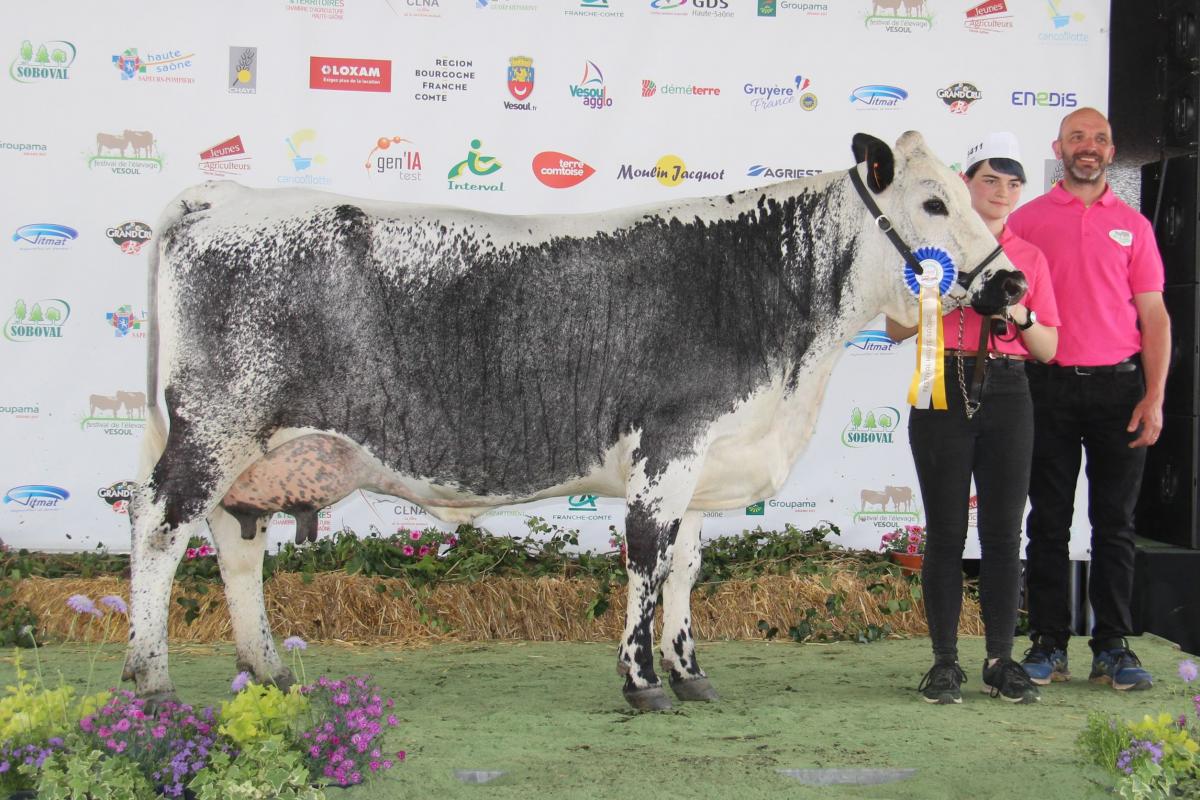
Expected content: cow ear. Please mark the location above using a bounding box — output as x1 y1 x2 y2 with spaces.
851 133 894 194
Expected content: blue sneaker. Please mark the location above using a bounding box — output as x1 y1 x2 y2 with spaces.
1021 643 1070 686
1089 644 1153 691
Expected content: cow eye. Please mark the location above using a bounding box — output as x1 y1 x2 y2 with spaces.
923 198 948 216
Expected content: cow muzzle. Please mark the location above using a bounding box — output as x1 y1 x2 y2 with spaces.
966 268 1027 317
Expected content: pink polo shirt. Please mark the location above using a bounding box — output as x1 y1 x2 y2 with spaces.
947 226 1060 357
1008 183 1164 367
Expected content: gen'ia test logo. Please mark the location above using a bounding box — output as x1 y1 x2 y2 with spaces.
365 136 423 182
10 39 75 83
4 298 69 342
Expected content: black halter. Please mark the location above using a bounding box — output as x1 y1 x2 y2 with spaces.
847 166 1005 291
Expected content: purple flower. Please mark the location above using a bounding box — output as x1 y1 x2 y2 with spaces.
284 636 307 651
1179 659 1198 683
67 594 101 616
99 595 129 614
231 671 251 692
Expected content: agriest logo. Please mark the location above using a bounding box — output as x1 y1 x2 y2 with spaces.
112 47 196 84
365 136 422 182
12 224 77 250
849 85 907 108
964 0 1012 33
4 298 69 342
98 481 136 514
88 130 163 175
570 61 612 110
105 305 147 339
9 39 76 83
310 56 392 92
864 0 932 32
617 155 725 188
533 152 595 189
505 56 536 110
199 135 252 177
937 82 982 114
747 165 822 180
447 139 504 192
840 405 900 447
229 47 257 93
3 485 69 511
107 221 153 254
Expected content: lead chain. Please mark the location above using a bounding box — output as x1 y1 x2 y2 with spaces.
954 307 981 419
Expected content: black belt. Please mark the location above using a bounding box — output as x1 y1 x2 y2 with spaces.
1042 357 1139 375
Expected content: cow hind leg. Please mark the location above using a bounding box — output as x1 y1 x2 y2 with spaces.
660 510 717 701
210 506 293 691
618 499 684 711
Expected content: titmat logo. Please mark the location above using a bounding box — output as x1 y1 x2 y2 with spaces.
964 0 1012 33
747 165 822 179
112 47 196 84
310 57 392 92
844 329 898 354
199 135 251 177
864 0 932 32
106 305 147 338
841 405 900 447
10 39 76 83
81 390 147 436
98 481 136 514
107 221 153 254
570 61 612 109
850 85 907 108
1011 90 1077 108
533 152 595 189
279 129 331 186
937 82 982 114
505 56 536 110
447 139 504 192
12 224 77 250
89 129 163 175
854 485 919 525
229 47 257 93
3 485 69 511
366 136 422 182
5 298 69 342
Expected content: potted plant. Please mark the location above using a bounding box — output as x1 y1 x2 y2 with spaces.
880 525 925 574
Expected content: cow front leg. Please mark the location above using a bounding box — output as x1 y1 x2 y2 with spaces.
618 501 680 711
122 486 193 703
660 510 717 701
209 507 293 691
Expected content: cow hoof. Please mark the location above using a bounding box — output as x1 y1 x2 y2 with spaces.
623 686 672 711
267 671 296 693
670 675 719 702
140 690 181 714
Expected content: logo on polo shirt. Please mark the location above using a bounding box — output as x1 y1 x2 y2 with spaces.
1109 229 1132 247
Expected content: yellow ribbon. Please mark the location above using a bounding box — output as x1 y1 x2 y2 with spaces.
906 285 947 410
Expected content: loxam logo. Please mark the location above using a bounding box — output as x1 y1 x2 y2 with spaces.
840 405 900 447
309 56 392 93
1011 90 1077 108
3 485 69 510
12 223 77 250
844 329 898 354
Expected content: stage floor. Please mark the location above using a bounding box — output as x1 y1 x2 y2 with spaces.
6 635 1190 799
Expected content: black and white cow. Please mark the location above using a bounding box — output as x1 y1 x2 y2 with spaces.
124 132 1025 710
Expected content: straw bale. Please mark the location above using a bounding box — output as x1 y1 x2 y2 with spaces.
12 571 982 645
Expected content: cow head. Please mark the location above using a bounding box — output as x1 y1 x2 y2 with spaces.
852 131 1027 327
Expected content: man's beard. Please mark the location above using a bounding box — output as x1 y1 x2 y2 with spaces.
1065 151 1108 183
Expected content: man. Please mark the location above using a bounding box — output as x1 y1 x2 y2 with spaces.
1008 107 1170 691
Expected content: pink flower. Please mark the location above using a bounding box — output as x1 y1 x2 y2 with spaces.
447 536 458 546
909 533 922 543
387 715 398 726
185 548 197 559
418 546 430 557
907 543 919 555
402 545 414 556
409 530 422 541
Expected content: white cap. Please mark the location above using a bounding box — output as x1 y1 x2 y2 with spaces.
964 131 1023 172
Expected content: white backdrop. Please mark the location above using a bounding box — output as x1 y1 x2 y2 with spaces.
0 0 1110 558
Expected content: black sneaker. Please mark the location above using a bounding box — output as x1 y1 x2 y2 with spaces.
1089 642 1153 691
982 657 1041 704
1021 641 1070 685
918 661 966 705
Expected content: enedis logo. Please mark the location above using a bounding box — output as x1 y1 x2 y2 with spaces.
310 57 392 92
112 47 196 84
5 298 69 342
10 39 75 83
12 224 77 250
3 485 69 511
366 136 422 182
570 61 612 110
841 405 900 447
88 129 163 175
81 390 147 436
505 56 536 110
448 139 504 192
1011 90 1077 108
533 152 595 189
199 135 251 177
107 221 152 254
617 155 725 187
279 129 331 186
964 0 1012 33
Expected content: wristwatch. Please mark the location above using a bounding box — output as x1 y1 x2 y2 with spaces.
1016 309 1037 331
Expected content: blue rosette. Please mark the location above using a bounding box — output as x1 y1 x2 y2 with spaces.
903 246 957 297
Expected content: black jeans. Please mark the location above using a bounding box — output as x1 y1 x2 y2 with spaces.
1024 360 1146 653
909 357 1033 663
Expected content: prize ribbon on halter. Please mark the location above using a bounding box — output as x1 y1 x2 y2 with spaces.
904 247 957 410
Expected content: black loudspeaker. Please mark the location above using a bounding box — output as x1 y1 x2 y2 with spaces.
1141 154 1198 286
1137 414 1200 549
1164 285 1200 416
1131 543 1200 655
1163 1 1199 148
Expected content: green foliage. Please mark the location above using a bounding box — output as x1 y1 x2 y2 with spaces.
218 683 310 747
0 599 38 647
21 745 154 800
0 652 109 745
189 739 327 800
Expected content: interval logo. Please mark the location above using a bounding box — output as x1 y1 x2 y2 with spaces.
447 139 504 192
12 223 77 250
533 151 595 189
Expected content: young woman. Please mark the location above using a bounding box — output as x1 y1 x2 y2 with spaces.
886 132 1059 705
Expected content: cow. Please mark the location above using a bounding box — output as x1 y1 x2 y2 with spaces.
860 489 889 512
885 484 913 512
96 132 127 157
89 393 123 417
124 130 155 159
123 131 1026 711
873 0 904 14
117 390 147 418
